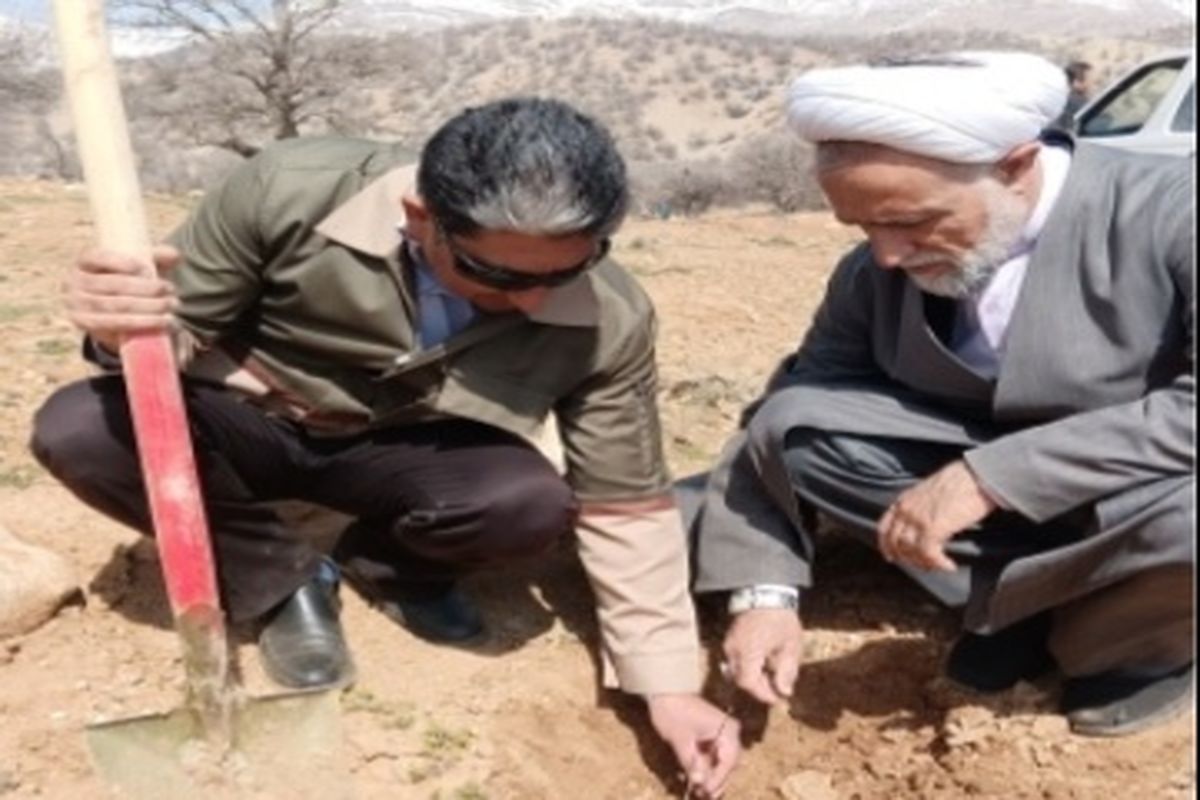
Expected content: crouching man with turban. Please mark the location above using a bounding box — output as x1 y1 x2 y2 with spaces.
690 52 1194 735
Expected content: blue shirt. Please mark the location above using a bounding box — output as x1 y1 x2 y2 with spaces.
407 243 476 348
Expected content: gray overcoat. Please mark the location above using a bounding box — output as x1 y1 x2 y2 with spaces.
692 141 1195 631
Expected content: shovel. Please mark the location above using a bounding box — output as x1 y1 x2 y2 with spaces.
52 3 344 797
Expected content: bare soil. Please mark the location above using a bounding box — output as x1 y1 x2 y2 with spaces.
0 180 1192 799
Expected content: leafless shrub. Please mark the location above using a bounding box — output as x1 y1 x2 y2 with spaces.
725 131 823 213
655 142 680 160
656 161 728 216
0 27 70 178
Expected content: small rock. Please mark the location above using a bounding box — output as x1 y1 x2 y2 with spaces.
116 666 146 687
779 769 839 800
1168 768 1195 792
0 769 20 795
0 524 81 638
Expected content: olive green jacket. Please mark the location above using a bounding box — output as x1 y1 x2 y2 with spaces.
167 137 699 694
171 137 670 502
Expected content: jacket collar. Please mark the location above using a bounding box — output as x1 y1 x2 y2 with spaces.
314 165 600 328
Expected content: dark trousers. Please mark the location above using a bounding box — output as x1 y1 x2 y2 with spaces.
781 428 1194 677
30 376 577 622
780 428 1082 605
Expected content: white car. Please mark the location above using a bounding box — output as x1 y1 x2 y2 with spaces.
1073 49 1195 158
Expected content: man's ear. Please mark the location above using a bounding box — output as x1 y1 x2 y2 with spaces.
994 141 1041 186
402 194 432 238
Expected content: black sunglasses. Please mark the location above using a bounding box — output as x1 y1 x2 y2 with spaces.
437 223 610 292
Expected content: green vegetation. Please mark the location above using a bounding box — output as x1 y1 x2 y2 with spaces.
35 339 75 357
0 305 39 323
341 686 416 730
0 467 37 490
421 723 473 756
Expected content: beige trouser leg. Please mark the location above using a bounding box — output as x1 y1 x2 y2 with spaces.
1049 564 1195 678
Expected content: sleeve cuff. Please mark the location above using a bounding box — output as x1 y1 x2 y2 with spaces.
601 648 703 696
963 446 1045 521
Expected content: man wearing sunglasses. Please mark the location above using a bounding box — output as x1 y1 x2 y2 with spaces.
31 97 739 797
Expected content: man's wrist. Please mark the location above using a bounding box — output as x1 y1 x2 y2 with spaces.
645 692 695 703
727 584 800 615
958 457 1007 511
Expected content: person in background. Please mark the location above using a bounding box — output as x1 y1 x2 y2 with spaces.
1055 59 1094 129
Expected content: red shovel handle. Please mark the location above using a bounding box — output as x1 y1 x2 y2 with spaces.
122 334 220 614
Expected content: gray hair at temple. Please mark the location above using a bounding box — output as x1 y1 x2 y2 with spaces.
814 140 995 183
417 97 629 238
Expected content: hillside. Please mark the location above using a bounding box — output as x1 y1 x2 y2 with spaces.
2 16 1193 197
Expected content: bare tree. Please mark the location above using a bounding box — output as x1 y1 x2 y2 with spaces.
113 0 384 157
0 25 51 107
0 26 74 179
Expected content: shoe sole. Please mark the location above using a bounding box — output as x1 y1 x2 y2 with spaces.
261 656 359 692
1069 677 1194 737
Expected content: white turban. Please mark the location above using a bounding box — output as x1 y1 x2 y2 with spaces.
786 51 1068 163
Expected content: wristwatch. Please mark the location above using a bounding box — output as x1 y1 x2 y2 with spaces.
727 584 800 614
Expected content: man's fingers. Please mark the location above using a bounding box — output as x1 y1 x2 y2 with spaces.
767 645 801 699
67 254 178 340
918 542 958 572
67 296 177 333
731 658 779 705
878 505 903 563
699 723 740 797
878 506 897 563
79 249 158 277
68 313 174 335
70 293 177 317
726 649 783 705
151 245 182 275
71 272 176 298
687 720 740 799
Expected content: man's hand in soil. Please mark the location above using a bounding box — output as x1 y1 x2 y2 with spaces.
722 608 803 705
647 693 740 798
877 459 998 572
65 245 180 353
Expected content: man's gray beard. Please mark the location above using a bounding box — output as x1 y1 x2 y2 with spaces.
909 182 1029 299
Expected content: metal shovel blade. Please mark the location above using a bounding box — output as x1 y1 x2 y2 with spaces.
87 688 347 799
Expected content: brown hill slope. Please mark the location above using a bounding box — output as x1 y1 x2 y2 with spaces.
4 17 1191 194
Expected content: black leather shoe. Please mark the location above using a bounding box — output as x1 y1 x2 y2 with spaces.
258 563 355 689
946 612 1054 692
1063 662 1193 737
341 568 484 644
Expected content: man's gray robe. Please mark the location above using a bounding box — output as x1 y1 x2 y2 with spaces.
692 142 1194 635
